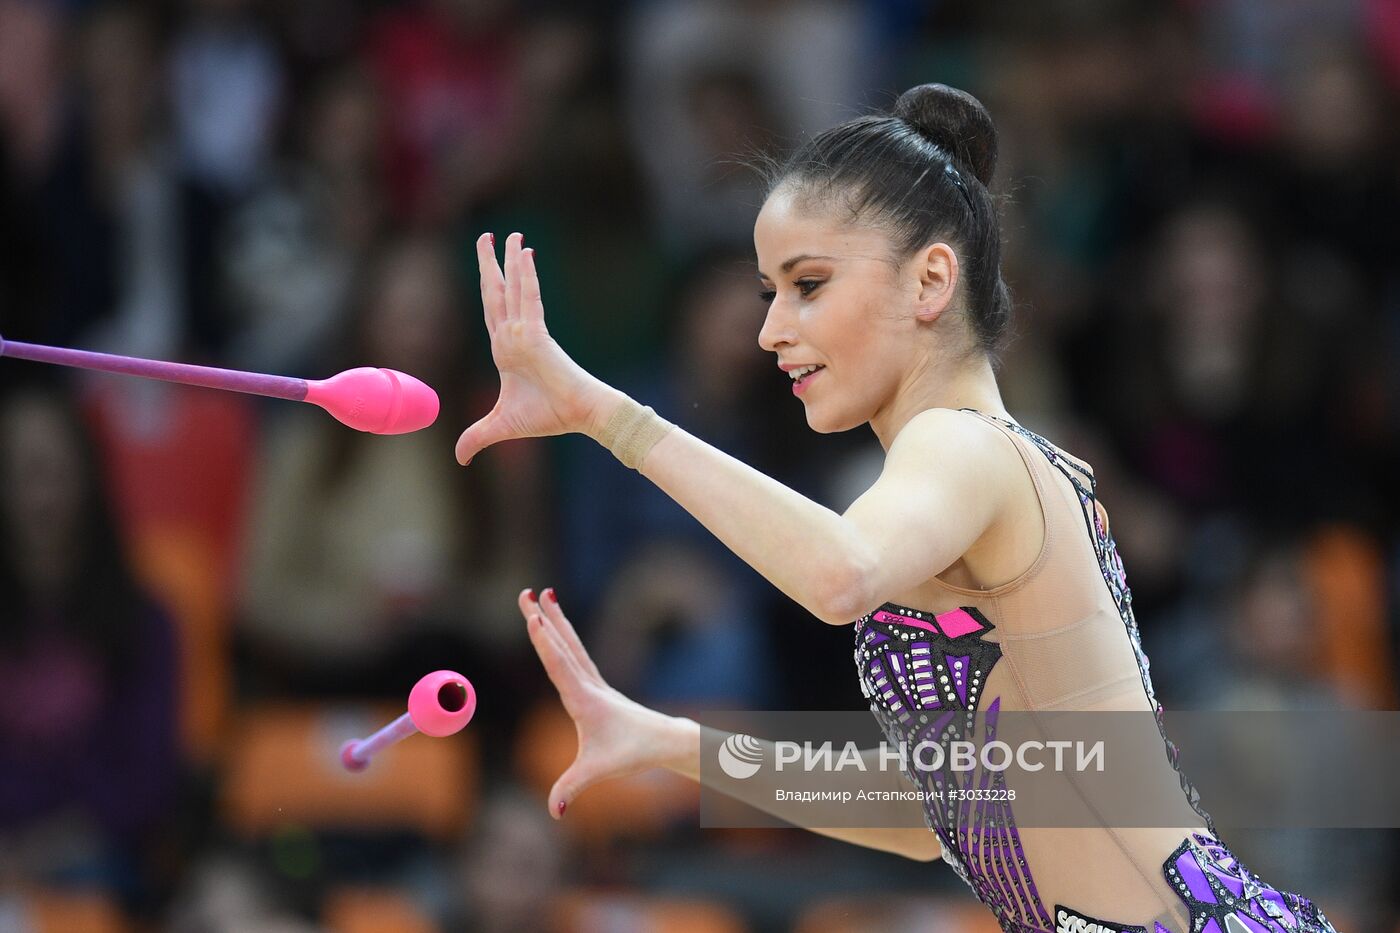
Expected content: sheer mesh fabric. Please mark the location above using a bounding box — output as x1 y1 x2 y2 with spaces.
853 411 1334 933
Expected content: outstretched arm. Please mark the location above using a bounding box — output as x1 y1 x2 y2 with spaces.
613 398 1010 623
455 233 1018 624
520 589 941 862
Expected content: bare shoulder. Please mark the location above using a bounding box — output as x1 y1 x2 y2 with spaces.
885 408 1030 536
884 409 1046 590
886 408 1023 482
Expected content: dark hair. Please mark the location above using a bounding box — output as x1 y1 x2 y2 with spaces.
0 378 146 678
764 84 1015 363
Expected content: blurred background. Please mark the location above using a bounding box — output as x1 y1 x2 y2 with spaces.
2 0 1398 930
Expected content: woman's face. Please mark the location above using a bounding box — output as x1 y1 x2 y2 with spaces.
754 186 944 433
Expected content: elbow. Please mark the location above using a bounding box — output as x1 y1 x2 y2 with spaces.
810 556 878 625
908 845 943 863
904 832 944 862
866 827 942 862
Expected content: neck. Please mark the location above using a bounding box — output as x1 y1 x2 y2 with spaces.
867 352 1010 450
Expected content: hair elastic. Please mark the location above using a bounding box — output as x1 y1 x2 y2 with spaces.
944 161 976 211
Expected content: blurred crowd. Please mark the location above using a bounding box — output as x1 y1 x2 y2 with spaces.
2 0 1399 931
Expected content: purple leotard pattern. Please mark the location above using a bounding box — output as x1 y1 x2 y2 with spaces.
857 604 1054 929
1163 834 1338 933
852 412 1340 933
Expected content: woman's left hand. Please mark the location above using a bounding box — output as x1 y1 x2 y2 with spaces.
455 232 618 466
517 588 688 818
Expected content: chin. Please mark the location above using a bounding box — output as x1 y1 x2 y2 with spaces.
802 401 867 435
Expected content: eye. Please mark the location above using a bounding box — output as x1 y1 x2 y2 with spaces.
796 279 823 297
758 288 776 304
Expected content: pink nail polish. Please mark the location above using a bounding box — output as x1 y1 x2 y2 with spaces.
557 800 566 816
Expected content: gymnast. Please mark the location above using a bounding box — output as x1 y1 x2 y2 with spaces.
455 83 1339 933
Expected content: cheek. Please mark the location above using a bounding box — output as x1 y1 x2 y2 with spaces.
807 289 902 377
804 291 870 356
819 327 910 426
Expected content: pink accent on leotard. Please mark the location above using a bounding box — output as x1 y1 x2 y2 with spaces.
933 607 986 637
872 607 986 638
872 609 941 634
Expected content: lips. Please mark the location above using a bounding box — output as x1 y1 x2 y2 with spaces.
792 366 824 396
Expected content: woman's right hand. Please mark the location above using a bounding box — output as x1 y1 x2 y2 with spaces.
455 233 621 466
518 588 693 819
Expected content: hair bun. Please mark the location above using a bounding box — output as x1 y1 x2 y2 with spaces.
892 83 998 188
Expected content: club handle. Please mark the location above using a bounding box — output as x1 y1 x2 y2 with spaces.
339 713 419 772
0 336 307 401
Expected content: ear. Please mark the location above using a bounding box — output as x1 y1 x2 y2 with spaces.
914 242 958 323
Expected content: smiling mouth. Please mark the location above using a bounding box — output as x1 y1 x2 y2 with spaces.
791 365 825 394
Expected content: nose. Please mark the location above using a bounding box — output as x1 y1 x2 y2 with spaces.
757 296 794 353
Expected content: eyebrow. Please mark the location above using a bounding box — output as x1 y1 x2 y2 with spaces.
757 254 838 279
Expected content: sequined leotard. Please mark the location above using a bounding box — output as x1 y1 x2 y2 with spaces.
853 409 1339 933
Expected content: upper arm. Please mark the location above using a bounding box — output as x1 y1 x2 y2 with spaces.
838 409 1020 614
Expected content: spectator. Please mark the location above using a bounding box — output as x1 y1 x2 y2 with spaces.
238 234 542 711
365 0 530 225
218 65 384 375
0 380 179 900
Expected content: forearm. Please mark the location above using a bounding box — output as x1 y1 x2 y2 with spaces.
587 390 875 624
655 714 941 862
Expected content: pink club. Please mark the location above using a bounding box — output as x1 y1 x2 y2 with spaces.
0 335 440 435
340 671 477 772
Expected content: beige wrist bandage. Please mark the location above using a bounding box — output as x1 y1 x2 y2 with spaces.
596 397 675 470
